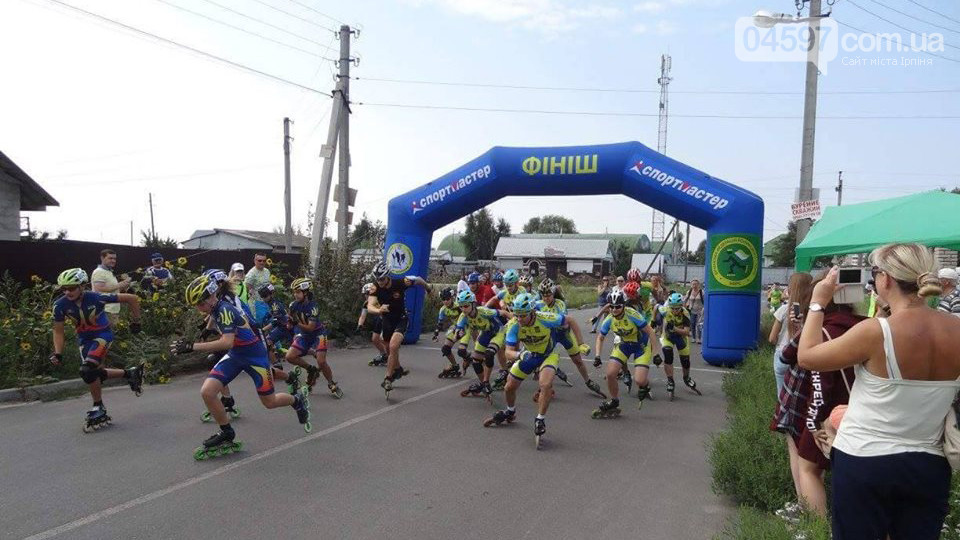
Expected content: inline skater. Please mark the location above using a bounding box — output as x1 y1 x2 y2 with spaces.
592 290 662 418
659 292 700 399
172 274 310 459
367 261 433 397
432 287 468 378
483 293 571 449
50 268 144 432
454 290 509 401
484 269 527 390
257 283 302 392
491 272 504 296
358 283 389 367
285 277 342 399
534 278 605 399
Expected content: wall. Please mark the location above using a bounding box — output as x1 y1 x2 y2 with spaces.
0 179 21 241
0 239 304 284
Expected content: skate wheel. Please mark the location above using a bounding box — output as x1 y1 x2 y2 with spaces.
230 409 241 418
201 412 212 423
193 448 209 461
333 389 343 399
535 435 543 450
591 410 601 419
483 419 496 428
303 421 312 433
83 424 92 433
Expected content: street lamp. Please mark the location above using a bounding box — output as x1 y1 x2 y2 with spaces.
752 1 830 245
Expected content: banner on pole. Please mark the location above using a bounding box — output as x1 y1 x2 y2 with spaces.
791 199 822 221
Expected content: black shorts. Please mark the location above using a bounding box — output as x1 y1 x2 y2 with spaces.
381 315 409 338
369 315 383 334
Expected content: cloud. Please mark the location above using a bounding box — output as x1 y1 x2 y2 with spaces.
656 20 677 35
632 23 649 34
633 2 666 14
410 0 621 35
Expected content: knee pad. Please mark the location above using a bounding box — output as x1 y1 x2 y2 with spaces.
457 348 471 361
79 363 105 384
441 344 453 357
663 347 675 365
680 355 691 370
484 350 496 368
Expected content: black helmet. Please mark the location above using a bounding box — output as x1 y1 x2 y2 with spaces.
440 287 454 301
372 261 389 280
258 283 275 298
609 290 627 307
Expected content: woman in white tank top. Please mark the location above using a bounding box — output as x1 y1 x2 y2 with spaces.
796 243 960 540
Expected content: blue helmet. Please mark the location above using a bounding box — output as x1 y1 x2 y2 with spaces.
502 269 520 285
467 272 481 284
493 272 504 282
668 292 683 307
512 292 536 315
456 289 476 306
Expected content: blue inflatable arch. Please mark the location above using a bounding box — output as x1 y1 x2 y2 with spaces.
383 142 764 366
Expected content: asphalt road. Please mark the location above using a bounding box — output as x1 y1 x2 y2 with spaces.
0 309 734 540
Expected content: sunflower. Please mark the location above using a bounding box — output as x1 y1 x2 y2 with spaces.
152 292 160 301
42 311 52 320
177 257 187 266
164 261 173 269
270 275 279 284
30 275 42 284
266 258 274 267
20 342 31 352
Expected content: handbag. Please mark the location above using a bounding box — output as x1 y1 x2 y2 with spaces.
942 390 960 470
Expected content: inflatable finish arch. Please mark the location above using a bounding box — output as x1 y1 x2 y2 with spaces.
383 142 764 366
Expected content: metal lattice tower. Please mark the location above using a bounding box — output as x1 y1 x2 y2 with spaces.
651 54 672 242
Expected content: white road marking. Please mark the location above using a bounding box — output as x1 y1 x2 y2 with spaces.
0 400 40 410
22 379 467 540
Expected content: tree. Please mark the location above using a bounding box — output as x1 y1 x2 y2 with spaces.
610 239 633 277
348 213 386 251
140 230 177 248
522 215 577 234
462 209 508 260
688 240 707 264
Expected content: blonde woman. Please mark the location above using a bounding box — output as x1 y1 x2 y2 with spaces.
798 243 960 539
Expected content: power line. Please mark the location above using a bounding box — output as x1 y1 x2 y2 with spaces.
353 101 960 119
195 0 337 51
151 0 335 60
867 0 960 33
350 75 960 95
55 164 277 187
906 0 960 26
278 0 344 25
247 0 335 32
42 0 333 96
845 1 960 50
833 16 960 62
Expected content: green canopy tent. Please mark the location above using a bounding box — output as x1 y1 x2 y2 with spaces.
795 191 960 271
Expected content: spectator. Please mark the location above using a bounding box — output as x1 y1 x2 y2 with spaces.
591 276 613 334
769 273 813 396
456 271 469 293
613 275 626 293
245 253 272 322
780 277 863 519
937 268 960 316
684 279 705 344
769 273 814 517
650 275 668 305
91 249 130 327
229 263 249 304
142 252 173 292
799 244 960 540
473 273 495 305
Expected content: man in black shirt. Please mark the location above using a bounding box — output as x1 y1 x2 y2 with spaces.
367 261 433 396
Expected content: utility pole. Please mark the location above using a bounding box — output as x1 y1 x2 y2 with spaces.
148 193 156 238
309 25 357 271
335 33 353 245
652 54 671 244
795 0 822 244
283 117 293 253
835 170 843 206
130 221 134 246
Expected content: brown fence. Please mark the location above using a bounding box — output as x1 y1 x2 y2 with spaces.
0 239 306 284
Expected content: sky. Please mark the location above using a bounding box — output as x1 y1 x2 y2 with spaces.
2 0 959 253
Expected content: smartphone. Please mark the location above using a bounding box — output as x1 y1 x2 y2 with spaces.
837 268 863 285
792 303 800 319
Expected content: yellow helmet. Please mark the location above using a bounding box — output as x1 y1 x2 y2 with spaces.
185 275 218 305
291 277 312 292
57 268 88 287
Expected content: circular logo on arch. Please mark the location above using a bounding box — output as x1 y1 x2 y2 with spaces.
386 243 414 275
709 234 760 292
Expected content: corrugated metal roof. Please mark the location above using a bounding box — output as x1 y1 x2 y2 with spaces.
0 150 59 210
495 237 611 259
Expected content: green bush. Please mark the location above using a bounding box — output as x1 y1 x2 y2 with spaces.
710 344 794 512
717 507 831 540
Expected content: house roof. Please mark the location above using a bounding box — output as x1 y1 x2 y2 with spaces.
495 237 612 260
437 233 469 257
186 228 310 249
0 150 59 211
